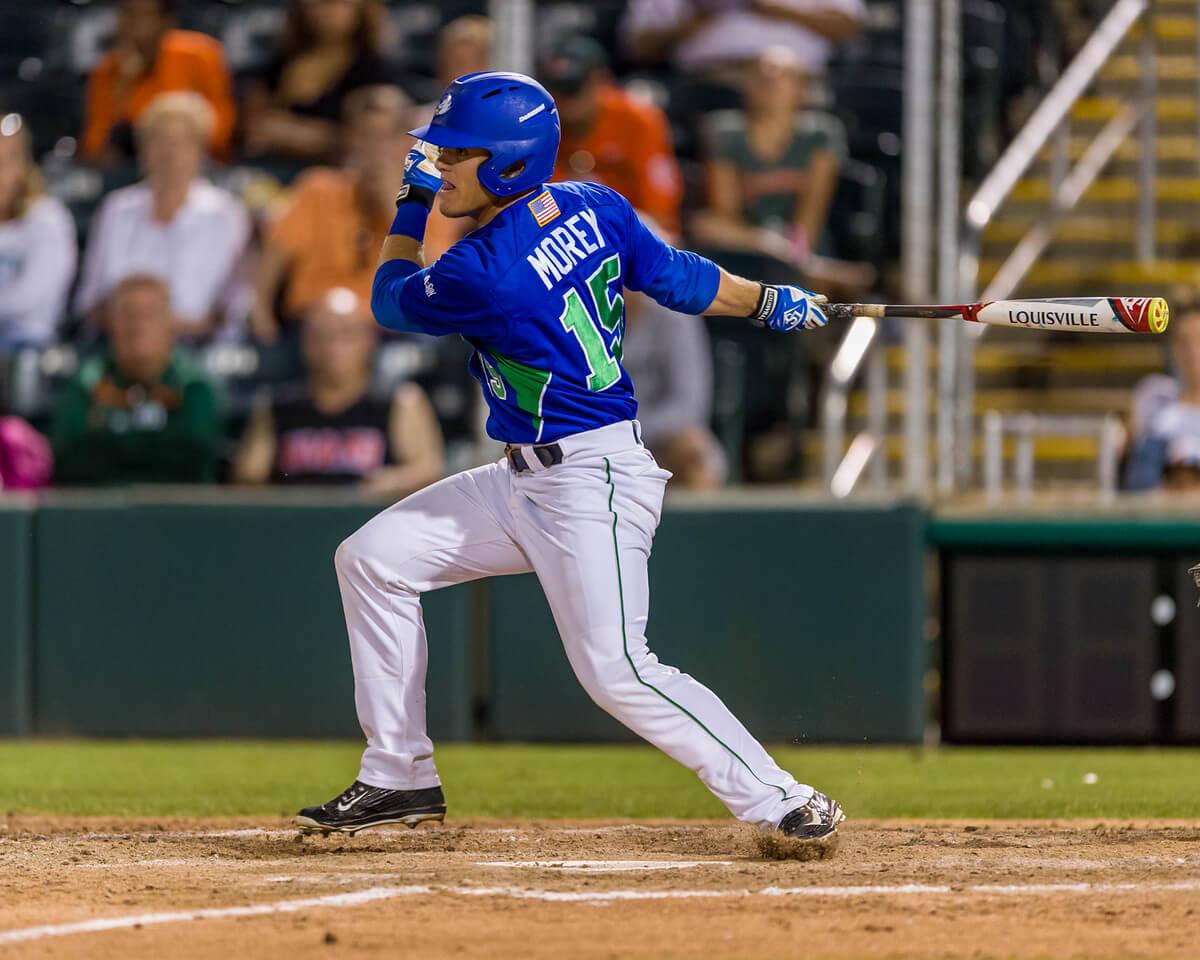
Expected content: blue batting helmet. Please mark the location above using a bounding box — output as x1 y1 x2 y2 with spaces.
409 71 560 198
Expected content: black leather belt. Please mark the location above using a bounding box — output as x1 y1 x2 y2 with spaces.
505 442 564 473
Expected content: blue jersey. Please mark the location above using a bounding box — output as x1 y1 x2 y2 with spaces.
371 181 720 444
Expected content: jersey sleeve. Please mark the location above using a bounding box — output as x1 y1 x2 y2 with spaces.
621 197 720 316
370 244 499 338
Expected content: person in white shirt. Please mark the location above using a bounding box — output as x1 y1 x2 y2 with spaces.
621 0 864 79
1125 297 1200 492
75 91 251 342
0 114 77 349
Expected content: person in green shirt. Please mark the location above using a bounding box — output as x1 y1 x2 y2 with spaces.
51 273 221 485
693 45 846 268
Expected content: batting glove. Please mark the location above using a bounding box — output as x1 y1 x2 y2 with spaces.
753 284 830 333
395 140 441 208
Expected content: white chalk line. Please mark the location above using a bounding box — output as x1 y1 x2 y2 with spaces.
477 859 734 872
33 824 675 843
0 886 427 947
5 879 1200 946
928 854 1194 871
75 858 302 870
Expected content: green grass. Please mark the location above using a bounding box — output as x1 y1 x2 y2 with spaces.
1 741 1199 819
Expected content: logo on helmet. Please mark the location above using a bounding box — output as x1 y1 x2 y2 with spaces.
434 94 453 117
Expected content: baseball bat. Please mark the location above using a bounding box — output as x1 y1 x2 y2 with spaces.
824 296 1169 335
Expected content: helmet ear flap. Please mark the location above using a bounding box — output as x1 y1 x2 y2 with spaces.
479 150 532 197
499 161 526 182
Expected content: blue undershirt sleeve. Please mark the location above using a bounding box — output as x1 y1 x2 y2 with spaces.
370 246 497 337
370 258 423 333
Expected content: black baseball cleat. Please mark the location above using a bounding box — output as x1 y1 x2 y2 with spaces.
295 780 446 836
779 790 845 842
756 789 846 860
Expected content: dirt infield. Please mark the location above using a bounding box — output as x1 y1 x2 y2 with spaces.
2 816 1198 959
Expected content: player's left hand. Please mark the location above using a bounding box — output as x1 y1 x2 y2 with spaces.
755 284 829 333
396 140 441 205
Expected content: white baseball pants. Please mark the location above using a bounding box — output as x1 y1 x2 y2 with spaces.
334 419 813 828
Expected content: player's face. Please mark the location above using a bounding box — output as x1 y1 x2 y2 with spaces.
435 147 493 219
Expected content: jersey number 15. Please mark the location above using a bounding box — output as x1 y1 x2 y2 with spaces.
559 253 624 392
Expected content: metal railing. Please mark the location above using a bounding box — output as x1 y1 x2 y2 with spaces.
982 411 1123 503
821 316 887 496
953 0 1157 483
822 0 1158 497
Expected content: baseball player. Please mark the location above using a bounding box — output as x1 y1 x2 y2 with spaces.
296 72 845 852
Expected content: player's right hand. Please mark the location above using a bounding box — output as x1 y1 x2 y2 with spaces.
754 284 830 333
396 140 441 206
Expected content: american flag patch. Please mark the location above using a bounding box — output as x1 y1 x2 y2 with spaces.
527 190 560 227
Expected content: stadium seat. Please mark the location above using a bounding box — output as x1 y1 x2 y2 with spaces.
962 0 1006 177
0 73 85 157
384 2 448 76
830 68 902 260
60 2 117 76
824 158 887 266
691 249 811 482
2 344 81 430
0 8 57 81
406 334 479 451
828 0 903 72
535 0 627 61
188 1 288 75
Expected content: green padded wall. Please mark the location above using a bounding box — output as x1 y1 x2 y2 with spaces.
33 496 473 739
0 503 33 735
487 501 927 743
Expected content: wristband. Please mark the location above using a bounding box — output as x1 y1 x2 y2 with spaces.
389 201 431 241
395 184 436 209
752 283 778 325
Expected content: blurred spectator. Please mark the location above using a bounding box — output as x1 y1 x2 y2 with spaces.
435 15 492 89
622 292 724 490
0 115 77 349
692 46 843 268
253 85 408 344
234 288 444 495
81 0 236 166
241 0 390 163
0 416 54 491
51 274 221 486
1124 298 1200 493
542 35 683 236
411 15 493 128
75 93 251 341
409 16 494 258
621 0 864 80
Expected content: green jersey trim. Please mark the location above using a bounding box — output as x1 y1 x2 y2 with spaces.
490 351 553 442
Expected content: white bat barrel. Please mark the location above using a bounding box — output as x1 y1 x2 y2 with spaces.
975 297 1169 334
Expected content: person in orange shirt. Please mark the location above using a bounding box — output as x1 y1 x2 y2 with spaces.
252 85 410 345
541 35 683 237
81 0 236 165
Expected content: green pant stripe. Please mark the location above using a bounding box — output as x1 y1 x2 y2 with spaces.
602 458 795 802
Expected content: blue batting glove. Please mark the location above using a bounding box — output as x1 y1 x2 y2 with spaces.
395 140 441 206
753 284 830 332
